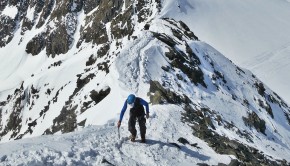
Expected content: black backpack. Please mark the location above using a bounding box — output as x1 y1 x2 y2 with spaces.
129 97 145 117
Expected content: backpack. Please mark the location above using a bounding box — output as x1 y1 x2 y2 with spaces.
129 97 145 117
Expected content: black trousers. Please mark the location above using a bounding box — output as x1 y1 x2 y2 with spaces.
128 115 146 139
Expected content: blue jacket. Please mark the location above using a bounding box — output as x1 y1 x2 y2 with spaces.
119 98 149 122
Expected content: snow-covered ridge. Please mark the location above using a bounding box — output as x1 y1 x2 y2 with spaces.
160 0 290 104
0 0 290 165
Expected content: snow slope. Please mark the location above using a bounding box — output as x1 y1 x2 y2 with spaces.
0 1 290 165
0 105 232 166
161 0 290 104
246 44 290 106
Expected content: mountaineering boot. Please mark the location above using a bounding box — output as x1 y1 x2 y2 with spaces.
141 137 146 143
129 135 136 142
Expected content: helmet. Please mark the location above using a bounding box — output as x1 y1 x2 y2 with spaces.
127 94 136 105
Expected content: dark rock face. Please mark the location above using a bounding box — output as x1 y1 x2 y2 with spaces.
30 0 78 57
33 0 46 14
182 104 285 166
111 5 134 40
149 81 190 105
21 17 34 35
78 119 86 127
0 16 16 47
26 33 46 55
97 62 110 74
255 82 266 96
153 32 178 47
227 159 240 166
136 0 152 23
20 0 45 35
165 46 206 87
46 24 71 57
50 104 78 134
90 87 111 104
97 43 110 58
1 0 161 55
152 19 206 88
0 0 81 55
243 112 266 135
49 0 82 21
86 55 97 66
1 0 159 57
0 0 8 12
285 113 290 125
77 0 124 47
83 0 100 14
36 0 55 28
76 73 96 93
0 83 24 140
0 0 31 46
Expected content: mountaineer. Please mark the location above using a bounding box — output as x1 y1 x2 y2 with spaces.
117 94 149 143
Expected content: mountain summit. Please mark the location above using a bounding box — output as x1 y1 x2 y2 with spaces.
0 0 290 165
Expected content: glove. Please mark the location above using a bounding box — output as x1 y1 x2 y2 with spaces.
146 114 149 119
117 120 121 128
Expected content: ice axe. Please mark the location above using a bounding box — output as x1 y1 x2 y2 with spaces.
117 121 121 139
118 126 120 139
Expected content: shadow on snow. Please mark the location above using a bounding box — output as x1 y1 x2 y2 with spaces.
145 139 210 161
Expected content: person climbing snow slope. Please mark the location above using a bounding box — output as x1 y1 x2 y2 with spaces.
117 94 149 143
